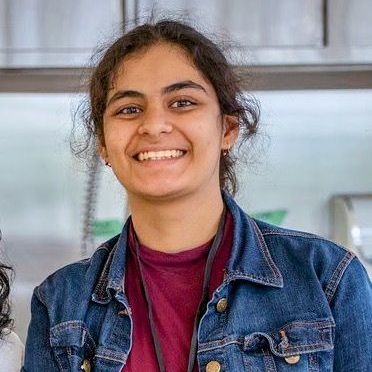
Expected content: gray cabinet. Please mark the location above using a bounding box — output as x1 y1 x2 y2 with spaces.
2 0 372 68
128 0 324 48
0 0 123 67
126 0 372 65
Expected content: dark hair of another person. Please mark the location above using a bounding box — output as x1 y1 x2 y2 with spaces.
0 263 12 339
72 19 260 195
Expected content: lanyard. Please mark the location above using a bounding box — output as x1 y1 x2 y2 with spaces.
133 206 227 372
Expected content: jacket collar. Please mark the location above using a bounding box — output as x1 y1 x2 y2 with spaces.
91 220 130 304
92 192 283 303
223 192 283 288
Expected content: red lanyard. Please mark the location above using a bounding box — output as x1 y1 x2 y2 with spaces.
132 207 227 372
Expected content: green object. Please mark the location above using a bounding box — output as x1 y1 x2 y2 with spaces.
251 210 287 226
92 219 123 237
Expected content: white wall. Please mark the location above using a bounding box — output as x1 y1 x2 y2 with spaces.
237 90 372 237
1 89 371 341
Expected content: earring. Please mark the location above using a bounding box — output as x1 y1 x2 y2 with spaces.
222 145 230 156
105 161 112 167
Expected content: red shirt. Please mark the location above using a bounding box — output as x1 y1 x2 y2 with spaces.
123 211 233 372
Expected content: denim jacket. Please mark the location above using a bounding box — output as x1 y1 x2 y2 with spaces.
23 194 372 371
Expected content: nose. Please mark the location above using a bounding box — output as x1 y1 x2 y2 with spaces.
137 106 173 138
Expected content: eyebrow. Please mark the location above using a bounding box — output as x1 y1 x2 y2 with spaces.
106 80 207 107
161 80 207 95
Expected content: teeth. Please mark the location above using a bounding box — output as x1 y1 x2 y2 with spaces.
136 150 184 161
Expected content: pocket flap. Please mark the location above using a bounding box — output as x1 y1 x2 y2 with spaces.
243 318 335 357
50 320 96 351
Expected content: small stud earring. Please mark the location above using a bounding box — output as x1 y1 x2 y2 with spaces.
105 161 112 167
222 145 230 156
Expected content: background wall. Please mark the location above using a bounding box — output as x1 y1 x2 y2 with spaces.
237 90 372 237
1 89 371 341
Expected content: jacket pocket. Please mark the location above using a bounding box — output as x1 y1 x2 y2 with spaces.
50 320 96 371
242 318 335 371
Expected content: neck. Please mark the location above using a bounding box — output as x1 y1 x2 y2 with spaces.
129 188 224 253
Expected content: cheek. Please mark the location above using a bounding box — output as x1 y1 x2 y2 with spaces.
104 125 131 151
196 122 223 150
190 111 223 141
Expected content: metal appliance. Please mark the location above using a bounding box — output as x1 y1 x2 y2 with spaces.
331 194 372 275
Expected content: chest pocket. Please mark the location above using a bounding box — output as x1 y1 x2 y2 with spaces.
242 318 335 372
50 321 96 371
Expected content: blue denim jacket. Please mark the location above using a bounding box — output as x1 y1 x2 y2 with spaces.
23 194 372 371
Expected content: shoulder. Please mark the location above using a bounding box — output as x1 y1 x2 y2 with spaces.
34 235 119 305
0 330 24 372
255 217 351 258
225 193 367 295
253 217 369 301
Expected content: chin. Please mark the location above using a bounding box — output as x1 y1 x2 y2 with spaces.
129 182 193 202
141 188 186 201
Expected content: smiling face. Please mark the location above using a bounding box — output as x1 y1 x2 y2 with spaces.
100 42 237 203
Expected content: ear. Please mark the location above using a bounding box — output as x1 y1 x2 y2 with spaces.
97 138 109 164
221 115 239 150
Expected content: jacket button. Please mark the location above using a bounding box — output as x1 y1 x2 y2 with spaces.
216 298 228 313
81 359 91 372
206 360 221 372
284 355 300 364
118 308 129 316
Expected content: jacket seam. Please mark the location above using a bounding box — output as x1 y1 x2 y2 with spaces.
262 348 277 372
261 231 350 254
261 229 317 239
278 342 330 351
198 339 242 353
51 320 88 332
324 251 355 303
94 352 127 363
35 285 47 307
93 244 117 299
251 220 282 280
280 320 335 329
80 245 110 262
225 271 279 284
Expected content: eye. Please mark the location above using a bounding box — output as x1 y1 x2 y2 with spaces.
117 106 141 115
170 99 196 108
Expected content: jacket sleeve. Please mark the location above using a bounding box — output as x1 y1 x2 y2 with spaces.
329 256 372 371
22 287 59 371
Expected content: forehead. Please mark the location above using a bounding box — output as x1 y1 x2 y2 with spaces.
109 42 212 93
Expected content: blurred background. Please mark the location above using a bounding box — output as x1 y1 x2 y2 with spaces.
1 0 372 342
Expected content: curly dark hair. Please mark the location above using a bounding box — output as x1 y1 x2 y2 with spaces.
0 232 12 339
0 264 12 338
71 18 260 195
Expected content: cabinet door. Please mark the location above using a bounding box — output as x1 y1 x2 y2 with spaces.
126 0 372 65
331 0 372 47
129 0 324 48
0 0 123 67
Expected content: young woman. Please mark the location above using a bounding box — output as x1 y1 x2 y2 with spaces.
0 232 24 371
23 20 371 371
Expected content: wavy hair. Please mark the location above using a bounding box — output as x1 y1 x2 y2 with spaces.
0 230 12 339
71 18 260 195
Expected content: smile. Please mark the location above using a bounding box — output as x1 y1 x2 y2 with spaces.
135 149 186 161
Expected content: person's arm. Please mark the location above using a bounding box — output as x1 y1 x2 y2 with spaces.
22 287 59 371
0 331 24 372
329 257 372 371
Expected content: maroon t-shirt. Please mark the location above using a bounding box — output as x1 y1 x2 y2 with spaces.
122 210 233 372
